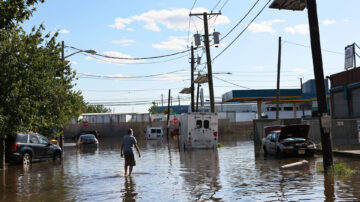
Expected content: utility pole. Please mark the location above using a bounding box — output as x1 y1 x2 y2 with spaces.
306 0 333 170
276 36 281 120
190 45 195 112
166 89 171 137
60 41 65 151
300 77 305 117
196 71 201 112
161 94 164 107
178 95 180 106
190 12 221 113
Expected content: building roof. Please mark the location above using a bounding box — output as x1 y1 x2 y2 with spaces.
222 89 302 102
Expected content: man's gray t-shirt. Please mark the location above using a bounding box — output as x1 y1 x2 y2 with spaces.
122 134 137 155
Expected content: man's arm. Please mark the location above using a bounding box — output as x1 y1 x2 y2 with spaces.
121 144 124 158
135 144 141 158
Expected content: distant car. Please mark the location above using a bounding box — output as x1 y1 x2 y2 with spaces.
73 130 99 141
262 125 316 157
77 134 99 147
145 127 164 140
6 133 62 165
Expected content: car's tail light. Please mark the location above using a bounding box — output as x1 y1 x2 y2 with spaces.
213 131 218 137
11 144 18 152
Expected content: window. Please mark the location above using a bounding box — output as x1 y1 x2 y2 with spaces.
151 129 156 133
284 107 293 111
38 135 49 145
16 134 28 143
157 129 162 133
29 134 39 144
204 120 210 128
196 120 202 128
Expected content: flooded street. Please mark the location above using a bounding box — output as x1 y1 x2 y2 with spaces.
1 135 360 201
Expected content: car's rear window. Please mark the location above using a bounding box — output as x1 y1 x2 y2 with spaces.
151 129 156 133
156 129 162 133
16 134 28 143
80 134 95 139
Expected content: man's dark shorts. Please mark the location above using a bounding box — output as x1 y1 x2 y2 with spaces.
124 154 136 166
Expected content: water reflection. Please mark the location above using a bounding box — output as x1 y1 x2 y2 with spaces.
121 176 137 201
179 149 221 201
1 136 360 201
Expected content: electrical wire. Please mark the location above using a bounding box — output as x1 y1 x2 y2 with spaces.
212 0 271 62
66 45 190 60
283 40 344 55
77 69 187 79
221 0 260 42
219 0 230 11
213 75 252 90
80 51 189 65
211 0 223 12
190 0 198 11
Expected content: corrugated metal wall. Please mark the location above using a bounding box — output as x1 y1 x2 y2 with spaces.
333 92 349 118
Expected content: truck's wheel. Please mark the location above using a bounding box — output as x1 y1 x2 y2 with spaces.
22 153 32 166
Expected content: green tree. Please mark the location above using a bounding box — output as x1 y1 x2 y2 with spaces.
148 102 159 114
162 108 173 114
83 104 112 113
0 0 44 30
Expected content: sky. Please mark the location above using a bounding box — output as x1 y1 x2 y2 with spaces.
21 0 360 113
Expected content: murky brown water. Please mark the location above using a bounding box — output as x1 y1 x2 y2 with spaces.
1 134 360 201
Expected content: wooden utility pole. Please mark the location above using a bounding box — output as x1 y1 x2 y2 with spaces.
161 94 163 107
190 12 221 113
190 45 195 112
178 95 180 106
60 41 65 151
276 36 282 120
306 0 333 170
166 89 171 137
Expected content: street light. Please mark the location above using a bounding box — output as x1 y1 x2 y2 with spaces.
269 0 333 171
58 41 97 151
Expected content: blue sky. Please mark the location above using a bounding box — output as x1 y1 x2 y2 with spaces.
22 0 360 113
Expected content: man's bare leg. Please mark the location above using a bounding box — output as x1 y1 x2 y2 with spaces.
129 166 133 176
124 165 128 176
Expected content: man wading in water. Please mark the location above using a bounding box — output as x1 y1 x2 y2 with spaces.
121 128 141 176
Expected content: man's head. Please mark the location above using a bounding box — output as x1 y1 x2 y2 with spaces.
128 128 133 135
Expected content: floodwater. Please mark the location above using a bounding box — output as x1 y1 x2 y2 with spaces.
1 134 360 201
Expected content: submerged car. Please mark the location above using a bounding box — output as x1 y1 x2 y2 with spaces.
145 127 164 140
262 125 316 157
77 134 99 147
73 130 100 141
6 133 62 165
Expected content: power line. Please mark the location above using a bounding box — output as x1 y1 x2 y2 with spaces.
219 0 230 11
190 0 198 11
211 0 223 12
283 40 344 55
212 0 271 62
221 0 260 41
80 51 189 65
77 69 187 79
213 75 252 90
67 45 190 60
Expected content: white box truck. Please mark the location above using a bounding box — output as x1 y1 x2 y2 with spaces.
178 112 218 149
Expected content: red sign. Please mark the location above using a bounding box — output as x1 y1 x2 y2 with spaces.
172 118 179 125
83 121 88 127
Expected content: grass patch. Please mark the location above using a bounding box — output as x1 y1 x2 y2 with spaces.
318 161 355 177
317 142 322 151
217 142 222 148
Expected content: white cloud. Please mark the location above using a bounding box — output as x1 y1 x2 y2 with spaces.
126 28 135 31
97 51 140 65
248 19 285 33
284 24 309 35
70 61 78 65
85 56 93 60
252 66 264 70
109 17 132 29
292 68 307 74
152 36 187 50
59 29 70 34
109 8 229 32
110 39 136 46
322 20 336 25
344 19 349 23
153 74 186 82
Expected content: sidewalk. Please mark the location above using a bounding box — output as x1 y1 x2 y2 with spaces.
333 150 360 159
